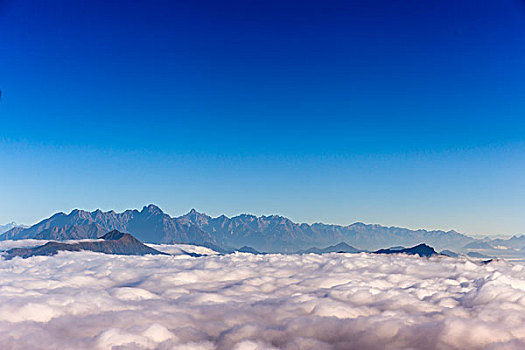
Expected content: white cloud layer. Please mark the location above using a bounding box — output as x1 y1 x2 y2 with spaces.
146 243 220 256
1 249 525 349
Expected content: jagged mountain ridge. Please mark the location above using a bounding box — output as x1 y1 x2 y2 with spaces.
177 209 474 252
1 205 474 252
1 205 216 246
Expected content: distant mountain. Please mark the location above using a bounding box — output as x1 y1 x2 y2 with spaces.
0 205 216 245
0 205 475 253
297 242 362 254
463 241 494 250
4 230 167 259
0 222 27 235
440 250 459 258
464 235 525 251
236 246 262 254
374 244 437 257
491 235 525 249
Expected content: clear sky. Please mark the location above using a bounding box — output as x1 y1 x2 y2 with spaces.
1 0 525 235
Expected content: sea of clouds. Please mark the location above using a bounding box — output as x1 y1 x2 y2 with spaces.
1 245 525 349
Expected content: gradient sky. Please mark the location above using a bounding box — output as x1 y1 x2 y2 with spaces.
1 0 525 236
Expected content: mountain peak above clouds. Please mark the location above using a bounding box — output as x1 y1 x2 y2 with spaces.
374 243 438 257
0 204 478 253
4 230 167 259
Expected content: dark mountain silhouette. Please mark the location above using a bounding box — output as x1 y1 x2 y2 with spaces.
0 205 475 253
4 230 167 259
373 243 437 257
236 246 262 254
386 246 406 251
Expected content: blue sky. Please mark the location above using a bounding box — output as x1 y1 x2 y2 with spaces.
1 0 525 235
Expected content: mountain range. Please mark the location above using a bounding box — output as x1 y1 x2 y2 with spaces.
0 204 477 253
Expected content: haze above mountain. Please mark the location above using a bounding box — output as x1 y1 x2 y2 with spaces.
0 204 477 253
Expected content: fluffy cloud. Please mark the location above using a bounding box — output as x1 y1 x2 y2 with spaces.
0 246 525 349
146 243 220 256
